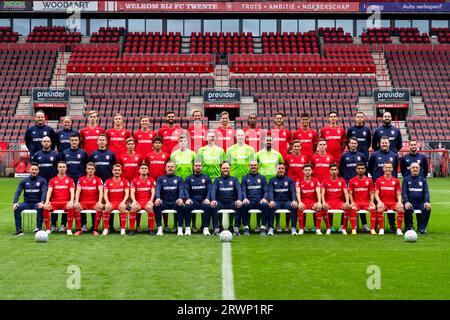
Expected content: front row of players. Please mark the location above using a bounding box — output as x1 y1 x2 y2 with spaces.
14 157 431 237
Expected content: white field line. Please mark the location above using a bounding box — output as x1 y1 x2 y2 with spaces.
222 242 236 300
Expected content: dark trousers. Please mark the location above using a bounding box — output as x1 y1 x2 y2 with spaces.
404 203 431 232
154 202 184 227
213 201 238 230
185 201 211 229
241 201 269 228
270 201 295 229
14 202 43 231
51 212 67 227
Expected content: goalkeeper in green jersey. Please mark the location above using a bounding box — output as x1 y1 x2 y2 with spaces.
196 131 226 182
226 129 255 183
170 135 196 180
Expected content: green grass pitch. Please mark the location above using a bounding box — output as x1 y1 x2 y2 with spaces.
1 178 449 300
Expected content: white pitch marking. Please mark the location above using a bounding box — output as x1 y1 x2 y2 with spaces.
222 242 236 300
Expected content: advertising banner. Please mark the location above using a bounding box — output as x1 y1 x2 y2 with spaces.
203 90 241 103
0 1 32 11
32 88 70 102
33 1 98 12
361 2 450 13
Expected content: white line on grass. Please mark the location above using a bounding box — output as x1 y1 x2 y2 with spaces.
222 242 236 300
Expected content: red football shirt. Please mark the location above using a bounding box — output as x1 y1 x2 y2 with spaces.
297 177 320 202
376 176 401 204
320 126 346 162
131 177 156 202
49 175 75 202
322 177 347 203
133 129 156 155
104 178 129 203
292 128 318 159
79 126 105 156
187 125 208 153
117 152 145 182
214 127 236 153
158 124 183 155
268 127 291 158
311 153 335 183
78 175 103 203
244 127 266 152
106 128 132 157
285 153 309 182
146 151 170 181
349 176 374 204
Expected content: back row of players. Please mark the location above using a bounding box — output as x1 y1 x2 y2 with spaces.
14 109 431 236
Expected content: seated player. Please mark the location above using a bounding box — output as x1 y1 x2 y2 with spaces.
98 164 129 236
296 164 322 235
43 162 75 235
321 164 351 235
375 161 405 236
129 163 156 235
74 162 104 236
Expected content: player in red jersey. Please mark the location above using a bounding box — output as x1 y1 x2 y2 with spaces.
214 111 236 153
117 138 144 182
292 112 318 162
284 140 309 230
296 164 322 235
106 113 132 157
133 116 156 155
187 109 208 153
320 111 346 167
348 163 376 235
158 110 183 155
321 164 351 235
311 139 335 183
74 162 104 236
99 164 130 236
267 112 291 160
243 113 266 152
43 162 75 235
375 161 405 236
79 110 105 156
129 163 156 235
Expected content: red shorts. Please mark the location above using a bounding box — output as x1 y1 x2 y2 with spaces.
108 202 123 211
383 203 397 211
354 203 371 211
326 201 344 211
79 202 97 211
302 200 318 211
50 202 69 211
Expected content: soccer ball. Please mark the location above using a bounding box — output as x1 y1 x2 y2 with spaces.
220 230 233 242
35 230 48 242
404 230 418 242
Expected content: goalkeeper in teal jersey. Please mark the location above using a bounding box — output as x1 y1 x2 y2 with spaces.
256 135 284 232
226 129 255 182
170 135 196 180
196 131 226 181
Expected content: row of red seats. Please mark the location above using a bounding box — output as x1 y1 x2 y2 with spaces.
191 47 254 54
26 26 81 43
0 27 18 43
191 32 252 37
262 47 320 54
229 64 376 74
67 64 214 73
124 46 181 54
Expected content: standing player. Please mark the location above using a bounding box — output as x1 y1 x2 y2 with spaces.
321 164 351 235
243 113 266 152
158 111 183 155
296 164 322 235
57 116 79 152
214 111 236 153
346 112 372 160
25 110 58 158
43 162 75 235
187 109 208 153
268 113 291 160
226 129 255 183
372 111 402 154
60 134 88 186
400 140 428 178
348 163 377 235
74 162 104 236
106 113 131 157
79 110 105 156
268 163 298 236
375 162 404 235
117 138 144 182
311 139 335 184
170 135 196 180
100 164 129 236
133 116 156 156
129 163 156 235
196 131 225 182
292 113 318 162
320 111 346 167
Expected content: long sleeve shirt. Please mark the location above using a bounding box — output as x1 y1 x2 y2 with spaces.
14 175 48 204
268 175 296 202
400 152 428 178
25 124 58 157
31 149 59 182
89 149 116 182
372 124 402 153
339 150 367 183
368 149 399 182
346 125 372 159
210 175 242 203
184 173 212 202
156 174 184 202
241 173 268 202
402 175 430 204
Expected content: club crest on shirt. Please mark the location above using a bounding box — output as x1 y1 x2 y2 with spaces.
174 180 177 184
65 179 69 184
202 179 205 183
36 182 40 187
257 179 261 183
363 131 366 136
417 160 421 164
391 131 395 135
229 181 233 186
77 154 81 158
50 157 54 161
419 181 423 186
284 181 288 186
96 130 99 134
357 157 361 161
392 181 395 185
106 155 110 160
389 157 393 161
43 131 47 135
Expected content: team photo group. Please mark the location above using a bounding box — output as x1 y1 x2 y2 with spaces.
13 108 431 238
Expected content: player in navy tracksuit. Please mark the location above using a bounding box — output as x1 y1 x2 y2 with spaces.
57 116 80 152
154 161 185 236
210 162 243 236
268 163 298 236
400 140 428 178
241 159 269 236
12 163 48 235
346 112 372 159
372 112 402 154
31 136 59 183
402 162 431 234
184 160 212 235
25 110 58 158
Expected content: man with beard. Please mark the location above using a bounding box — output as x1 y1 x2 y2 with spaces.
372 111 402 154
25 110 57 158
158 111 184 155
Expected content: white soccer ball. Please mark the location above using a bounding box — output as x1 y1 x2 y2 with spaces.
404 230 418 242
220 230 233 242
35 230 48 242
